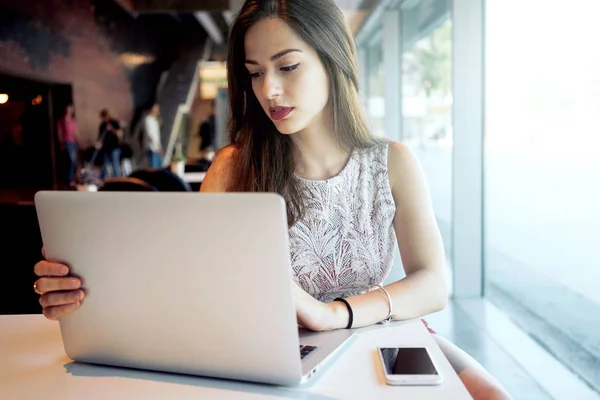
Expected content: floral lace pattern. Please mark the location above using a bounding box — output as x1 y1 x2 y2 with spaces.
289 143 397 303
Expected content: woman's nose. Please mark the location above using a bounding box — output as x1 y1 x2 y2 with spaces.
262 72 283 100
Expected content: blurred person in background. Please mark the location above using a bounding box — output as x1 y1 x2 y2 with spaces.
98 109 122 178
141 103 163 169
57 104 80 187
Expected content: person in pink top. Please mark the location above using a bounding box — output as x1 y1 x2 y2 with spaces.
56 104 80 187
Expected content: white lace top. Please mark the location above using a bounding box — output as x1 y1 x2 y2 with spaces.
289 143 397 303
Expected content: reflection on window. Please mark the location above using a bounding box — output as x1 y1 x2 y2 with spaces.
402 18 453 264
403 19 453 148
366 37 385 136
485 0 600 392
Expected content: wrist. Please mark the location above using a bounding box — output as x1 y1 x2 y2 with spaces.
326 300 350 330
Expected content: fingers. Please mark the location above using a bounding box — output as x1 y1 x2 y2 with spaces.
42 302 82 321
34 260 69 277
34 253 84 320
34 276 81 294
39 290 85 308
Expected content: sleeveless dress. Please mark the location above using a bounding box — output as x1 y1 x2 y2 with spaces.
289 142 436 334
289 143 397 303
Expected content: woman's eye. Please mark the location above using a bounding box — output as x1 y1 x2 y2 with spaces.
249 72 263 79
281 63 300 73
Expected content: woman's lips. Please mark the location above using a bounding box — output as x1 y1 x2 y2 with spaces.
269 106 294 121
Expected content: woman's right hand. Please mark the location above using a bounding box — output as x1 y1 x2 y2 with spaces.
34 247 85 320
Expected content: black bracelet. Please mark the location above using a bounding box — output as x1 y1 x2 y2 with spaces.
334 297 353 329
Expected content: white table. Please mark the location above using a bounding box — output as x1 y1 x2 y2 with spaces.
0 315 472 399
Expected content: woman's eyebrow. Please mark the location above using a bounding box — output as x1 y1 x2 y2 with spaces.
245 49 303 65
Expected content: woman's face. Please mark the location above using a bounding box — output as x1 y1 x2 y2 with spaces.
244 18 330 135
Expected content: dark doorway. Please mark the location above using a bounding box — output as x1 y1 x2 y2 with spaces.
0 72 73 202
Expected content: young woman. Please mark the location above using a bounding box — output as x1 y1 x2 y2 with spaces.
33 1 510 398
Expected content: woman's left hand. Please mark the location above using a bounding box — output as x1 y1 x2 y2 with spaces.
292 282 346 332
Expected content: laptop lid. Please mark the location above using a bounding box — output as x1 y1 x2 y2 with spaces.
35 191 304 386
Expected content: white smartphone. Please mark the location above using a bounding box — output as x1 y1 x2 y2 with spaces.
377 347 443 386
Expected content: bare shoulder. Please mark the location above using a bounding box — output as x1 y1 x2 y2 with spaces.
386 141 426 193
199 145 240 192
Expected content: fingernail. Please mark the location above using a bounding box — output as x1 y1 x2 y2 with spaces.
70 278 80 288
61 266 69 275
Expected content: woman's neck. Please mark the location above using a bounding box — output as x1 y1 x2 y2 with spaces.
290 116 350 181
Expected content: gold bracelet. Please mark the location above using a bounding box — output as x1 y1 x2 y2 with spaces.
372 284 393 324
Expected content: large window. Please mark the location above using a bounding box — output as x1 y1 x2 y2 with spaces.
401 4 453 268
365 35 385 137
485 0 600 391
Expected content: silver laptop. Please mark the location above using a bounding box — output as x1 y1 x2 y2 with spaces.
34 191 355 386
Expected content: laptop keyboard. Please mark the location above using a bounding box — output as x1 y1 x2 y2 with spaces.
299 345 318 360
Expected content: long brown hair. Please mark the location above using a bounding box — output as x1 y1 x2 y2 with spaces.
227 0 384 226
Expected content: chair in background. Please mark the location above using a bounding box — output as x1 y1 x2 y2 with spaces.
129 169 192 192
99 177 157 192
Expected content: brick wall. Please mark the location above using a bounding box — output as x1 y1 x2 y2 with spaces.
0 0 206 146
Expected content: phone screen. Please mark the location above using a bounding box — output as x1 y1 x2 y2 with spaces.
379 347 439 375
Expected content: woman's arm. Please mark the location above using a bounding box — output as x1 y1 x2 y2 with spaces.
321 142 449 330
